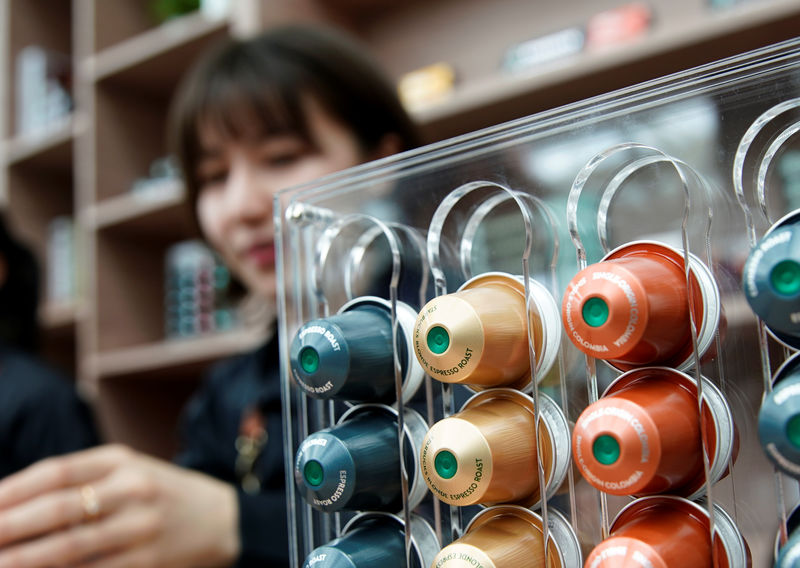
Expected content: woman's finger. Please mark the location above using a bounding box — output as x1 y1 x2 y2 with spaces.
0 445 132 510
0 461 152 548
0 504 159 568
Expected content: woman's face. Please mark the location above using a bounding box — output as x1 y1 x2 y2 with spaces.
195 97 366 301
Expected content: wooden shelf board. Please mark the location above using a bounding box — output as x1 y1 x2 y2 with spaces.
87 12 230 89
88 180 189 236
410 0 800 137
3 116 76 171
92 327 267 380
39 300 80 331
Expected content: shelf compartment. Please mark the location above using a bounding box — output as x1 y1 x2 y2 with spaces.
88 11 230 93
3 115 76 172
377 0 800 140
92 327 267 380
88 179 191 238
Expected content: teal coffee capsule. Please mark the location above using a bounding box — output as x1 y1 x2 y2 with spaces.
290 297 423 403
743 210 800 349
294 405 428 513
302 513 438 568
759 352 800 477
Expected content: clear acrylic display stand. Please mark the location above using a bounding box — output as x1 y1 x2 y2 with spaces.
276 37 800 567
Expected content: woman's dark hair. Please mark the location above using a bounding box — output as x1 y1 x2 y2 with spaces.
0 214 39 352
168 23 420 213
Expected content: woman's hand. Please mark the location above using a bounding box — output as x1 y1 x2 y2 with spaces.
0 444 240 568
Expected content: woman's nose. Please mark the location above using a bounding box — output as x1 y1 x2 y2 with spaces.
224 161 272 223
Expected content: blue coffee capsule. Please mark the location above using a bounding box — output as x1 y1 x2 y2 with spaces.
302 513 438 568
290 297 423 402
774 503 800 566
777 531 800 568
743 210 800 348
294 405 428 513
759 353 800 477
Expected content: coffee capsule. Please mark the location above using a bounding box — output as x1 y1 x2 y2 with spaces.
294 404 428 512
775 502 800 567
430 505 581 568
585 496 750 568
759 352 800 477
572 367 735 498
743 209 800 349
562 241 720 371
419 389 570 507
290 297 424 402
413 272 561 390
302 512 438 568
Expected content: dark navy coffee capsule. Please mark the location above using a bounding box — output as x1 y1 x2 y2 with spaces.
290 297 423 402
294 405 428 513
759 353 800 477
743 210 800 349
777 531 800 568
302 513 438 568
775 502 800 566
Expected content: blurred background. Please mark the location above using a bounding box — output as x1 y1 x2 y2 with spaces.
0 0 798 458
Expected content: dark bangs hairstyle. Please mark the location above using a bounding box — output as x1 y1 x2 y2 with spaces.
168 23 421 217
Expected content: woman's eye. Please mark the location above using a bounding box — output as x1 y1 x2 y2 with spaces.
197 168 228 188
266 152 301 167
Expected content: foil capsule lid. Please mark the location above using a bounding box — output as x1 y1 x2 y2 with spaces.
759 352 800 477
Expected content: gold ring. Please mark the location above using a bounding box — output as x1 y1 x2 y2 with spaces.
79 484 101 521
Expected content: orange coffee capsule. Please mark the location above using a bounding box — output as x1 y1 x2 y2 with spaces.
585 496 750 568
572 367 731 497
562 241 718 371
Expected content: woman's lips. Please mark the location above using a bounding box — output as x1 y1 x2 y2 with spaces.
246 243 275 269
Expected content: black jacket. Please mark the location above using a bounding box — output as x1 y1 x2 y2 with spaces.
176 336 289 567
0 345 99 479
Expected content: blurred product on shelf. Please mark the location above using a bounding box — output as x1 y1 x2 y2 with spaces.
14 46 72 139
164 240 236 339
585 2 652 50
130 155 182 202
46 216 76 305
502 27 585 73
397 62 456 112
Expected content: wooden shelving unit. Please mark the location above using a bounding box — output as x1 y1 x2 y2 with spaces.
2 0 798 456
